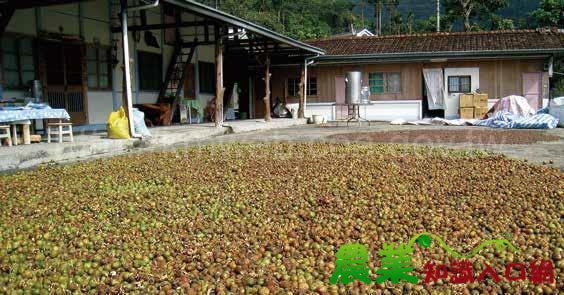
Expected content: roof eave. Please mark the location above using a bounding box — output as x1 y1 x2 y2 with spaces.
315 49 564 62
164 0 325 55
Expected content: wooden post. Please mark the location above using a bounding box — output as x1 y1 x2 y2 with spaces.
263 57 272 122
215 33 225 127
298 68 305 119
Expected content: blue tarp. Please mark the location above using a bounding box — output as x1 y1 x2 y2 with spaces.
474 111 559 129
0 108 70 123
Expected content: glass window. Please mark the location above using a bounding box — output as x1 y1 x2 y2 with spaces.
387 73 401 93
1 36 36 89
448 76 471 93
86 47 111 90
198 61 215 94
307 77 317 96
369 73 384 93
369 72 400 94
138 51 162 91
287 78 299 97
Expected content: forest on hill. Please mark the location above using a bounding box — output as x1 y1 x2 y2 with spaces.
196 0 564 40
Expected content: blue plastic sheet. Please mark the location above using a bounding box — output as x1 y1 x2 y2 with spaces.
474 111 559 129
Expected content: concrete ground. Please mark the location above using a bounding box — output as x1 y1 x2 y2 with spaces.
188 122 564 170
1 120 563 172
0 119 306 173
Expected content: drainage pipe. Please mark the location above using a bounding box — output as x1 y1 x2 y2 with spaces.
121 0 160 138
304 55 319 116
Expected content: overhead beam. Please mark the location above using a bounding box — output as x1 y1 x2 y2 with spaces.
1 0 80 10
182 40 215 47
111 21 211 33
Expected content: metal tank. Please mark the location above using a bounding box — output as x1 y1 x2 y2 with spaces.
345 71 362 104
30 80 43 103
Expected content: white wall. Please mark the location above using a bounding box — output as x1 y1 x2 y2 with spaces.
87 91 114 124
288 100 422 122
444 68 480 119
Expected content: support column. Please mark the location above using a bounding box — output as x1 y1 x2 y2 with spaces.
215 32 225 127
263 57 272 122
298 68 305 119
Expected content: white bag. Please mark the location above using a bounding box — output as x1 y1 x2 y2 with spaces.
132 108 152 138
549 97 564 127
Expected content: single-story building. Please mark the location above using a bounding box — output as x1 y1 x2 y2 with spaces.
0 0 323 133
273 30 564 121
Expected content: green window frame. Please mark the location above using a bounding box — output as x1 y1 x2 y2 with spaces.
369 72 401 94
369 73 384 93
138 51 162 91
86 46 111 90
199 61 216 94
1 36 36 89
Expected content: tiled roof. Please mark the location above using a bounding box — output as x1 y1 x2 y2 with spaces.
307 30 564 56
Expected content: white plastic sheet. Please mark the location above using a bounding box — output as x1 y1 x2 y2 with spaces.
132 108 152 138
549 97 564 127
488 95 535 118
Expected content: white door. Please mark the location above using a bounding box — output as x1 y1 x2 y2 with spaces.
444 68 480 119
523 73 542 110
335 76 346 120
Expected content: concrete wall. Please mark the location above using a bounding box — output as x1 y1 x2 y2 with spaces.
2 0 217 125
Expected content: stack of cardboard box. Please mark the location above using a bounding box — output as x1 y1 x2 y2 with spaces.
460 94 489 119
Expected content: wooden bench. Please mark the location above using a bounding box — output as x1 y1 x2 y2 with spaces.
47 120 73 143
10 120 31 145
0 125 12 147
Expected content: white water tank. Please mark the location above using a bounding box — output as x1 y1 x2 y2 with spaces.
345 71 362 104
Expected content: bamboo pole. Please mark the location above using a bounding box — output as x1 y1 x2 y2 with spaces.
215 34 225 127
263 57 272 122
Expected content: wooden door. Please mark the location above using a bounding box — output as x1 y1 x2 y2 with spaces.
41 41 88 124
523 72 542 110
335 76 347 120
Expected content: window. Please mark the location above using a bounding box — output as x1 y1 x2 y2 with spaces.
448 76 471 93
307 77 317 96
369 72 401 94
1 36 36 89
287 77 317 97
86 46 111 89
287 77 299 97
138 51 162 91
199 62 215 94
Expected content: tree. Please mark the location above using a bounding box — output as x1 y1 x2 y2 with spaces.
443 0 508 31
198 0 358 40
529 0 564 28
491 16 515 30
415 15 455 33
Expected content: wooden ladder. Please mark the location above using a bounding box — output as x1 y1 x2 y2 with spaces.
158 40 197 125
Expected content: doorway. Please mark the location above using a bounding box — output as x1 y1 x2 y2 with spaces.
40 40 88 124
335 76 347 120
523 72 542 110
